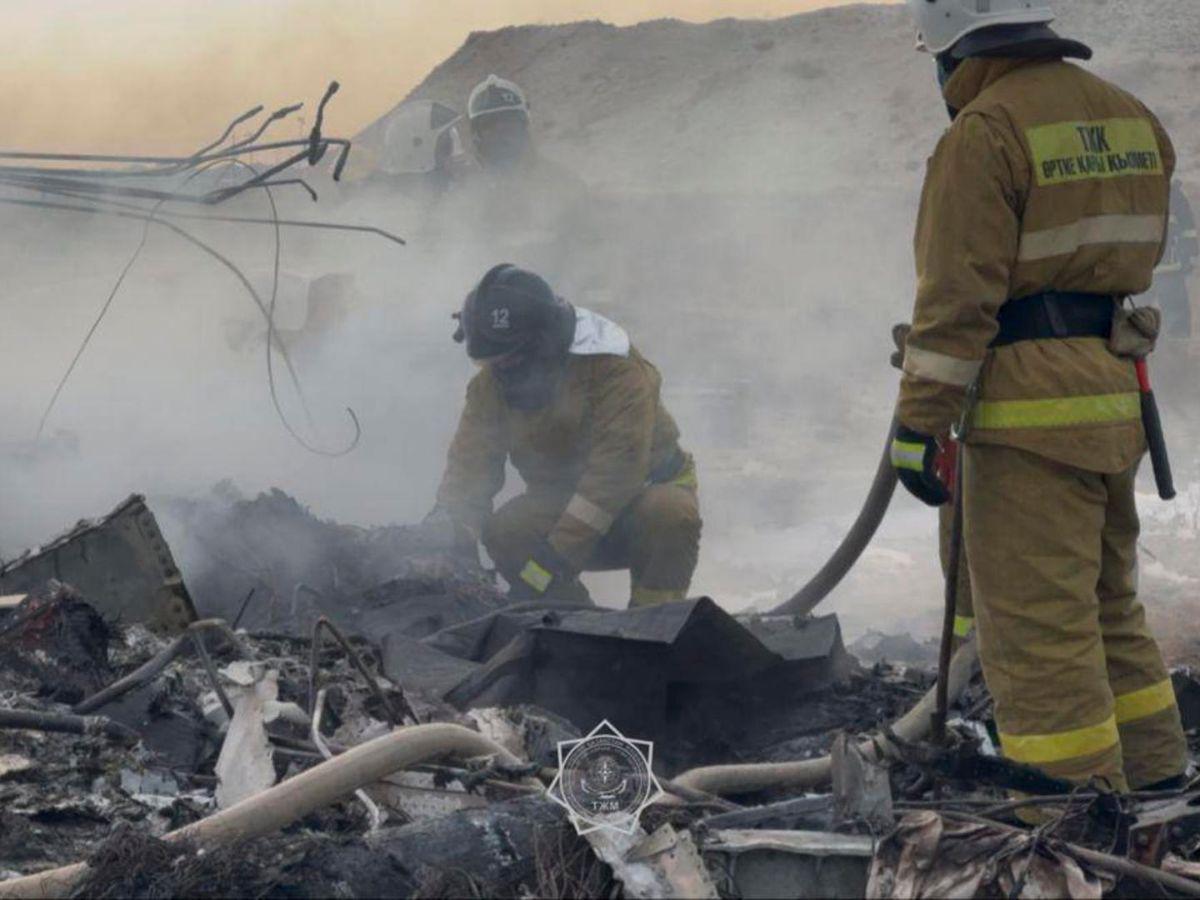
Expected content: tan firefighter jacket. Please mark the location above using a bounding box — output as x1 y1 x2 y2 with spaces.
898 57 1174 473
436 313 689 568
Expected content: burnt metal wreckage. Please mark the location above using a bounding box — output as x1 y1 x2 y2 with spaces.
4 83 407 459
0 491 1199 899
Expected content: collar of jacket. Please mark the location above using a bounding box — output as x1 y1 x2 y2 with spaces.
570 308 631 357
942 57 1039 111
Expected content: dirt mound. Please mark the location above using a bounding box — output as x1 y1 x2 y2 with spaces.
364 0 1199 194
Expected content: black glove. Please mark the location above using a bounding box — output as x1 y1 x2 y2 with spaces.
890 323 912 371
518 539 576 596
891 425 953 507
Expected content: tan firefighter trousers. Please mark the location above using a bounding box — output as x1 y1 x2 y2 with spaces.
964 443 1187 791
481 483 701 608
940 502 974 642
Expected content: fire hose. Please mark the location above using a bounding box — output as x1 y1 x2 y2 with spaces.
768 325 908 617
767 418 899 617
673 641 980 796
0 723 535 900
0 667 986 899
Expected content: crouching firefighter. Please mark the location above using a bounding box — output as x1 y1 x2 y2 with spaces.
892 0 1188 793
428 264 701 607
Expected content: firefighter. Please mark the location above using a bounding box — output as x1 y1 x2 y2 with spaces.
441 75 587 268
464 74 581 191
892 0 1188 792
429 264 701 607
466 75 534 174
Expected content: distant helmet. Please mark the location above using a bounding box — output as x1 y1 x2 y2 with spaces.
905 0 1055 55
467 75 529 122
453 264 574 362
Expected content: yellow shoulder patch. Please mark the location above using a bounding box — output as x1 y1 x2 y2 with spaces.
1026 117 1163 186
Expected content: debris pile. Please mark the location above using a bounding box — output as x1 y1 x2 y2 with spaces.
165 486 506 635
1 497 1199 899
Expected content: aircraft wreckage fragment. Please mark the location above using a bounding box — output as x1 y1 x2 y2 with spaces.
0 494 196 632
1 493 1199 898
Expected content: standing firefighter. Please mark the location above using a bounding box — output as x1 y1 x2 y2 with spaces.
430 264 701 607
892 0 1188 792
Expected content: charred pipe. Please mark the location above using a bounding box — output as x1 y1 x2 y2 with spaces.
0 708 138 743
308 615 413 727
308 81 340 165
0 195 406 245
74 619 250 715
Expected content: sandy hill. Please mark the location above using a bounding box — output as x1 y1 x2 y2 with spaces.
360 0 1199 194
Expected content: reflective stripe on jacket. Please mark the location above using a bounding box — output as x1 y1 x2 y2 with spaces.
898 58 1174 473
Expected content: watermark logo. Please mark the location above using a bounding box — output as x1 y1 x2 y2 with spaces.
547 720 663 835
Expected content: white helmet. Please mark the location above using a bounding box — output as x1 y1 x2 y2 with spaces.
380 100 463 175
905 0 1055 55
467 75 529 122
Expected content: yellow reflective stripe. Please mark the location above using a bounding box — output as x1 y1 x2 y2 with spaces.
972 392 1140 430
1001 715 1119 765
891 440 926 472
903 345 983 388
670 460 699 490
520 560 553 593
1026 117 1163 187
1019 214 1164 262
1115 679 1176 725
953 616 975 639
564 493 615 534
630 585 685 608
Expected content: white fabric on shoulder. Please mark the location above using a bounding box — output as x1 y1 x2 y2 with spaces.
569 307 630 357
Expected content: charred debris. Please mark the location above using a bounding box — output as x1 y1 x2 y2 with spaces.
0 490 1197 899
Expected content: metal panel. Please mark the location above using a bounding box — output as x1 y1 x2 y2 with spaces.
705 830 873 900
0 495 196 632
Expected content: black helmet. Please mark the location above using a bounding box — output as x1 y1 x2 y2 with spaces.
453 264 575 362
949 22 1092 61
935 21 1092 96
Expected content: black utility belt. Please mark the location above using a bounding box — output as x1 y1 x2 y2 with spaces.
990 291 1117 348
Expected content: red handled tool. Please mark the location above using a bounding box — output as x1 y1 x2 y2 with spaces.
1136 358 1176 501
934 437 959 498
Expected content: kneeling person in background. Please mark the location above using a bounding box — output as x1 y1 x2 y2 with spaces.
430 264 701 607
